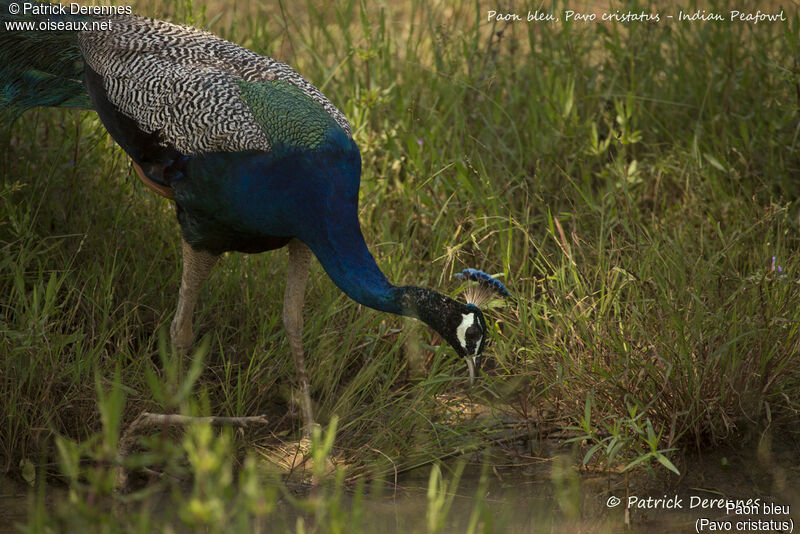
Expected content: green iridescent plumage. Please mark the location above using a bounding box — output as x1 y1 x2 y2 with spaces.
0 0 92 121
237 79 341 151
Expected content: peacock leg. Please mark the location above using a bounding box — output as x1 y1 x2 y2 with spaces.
170 240 219 355
282 238 316 436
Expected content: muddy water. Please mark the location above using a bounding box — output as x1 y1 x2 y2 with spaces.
1 438 797 533
311 437 799 533
0 476 27 532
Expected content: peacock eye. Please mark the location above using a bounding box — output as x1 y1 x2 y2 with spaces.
465 323 482 343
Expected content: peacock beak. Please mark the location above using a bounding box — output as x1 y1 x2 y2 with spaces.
465 354 483 386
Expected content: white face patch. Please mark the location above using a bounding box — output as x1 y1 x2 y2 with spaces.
456 313 474 351
456 313 482 355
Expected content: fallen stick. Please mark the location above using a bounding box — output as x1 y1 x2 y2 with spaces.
115 411 269 494
126 412 270 429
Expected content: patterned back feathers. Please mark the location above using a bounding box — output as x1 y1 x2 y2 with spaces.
78 15 351 155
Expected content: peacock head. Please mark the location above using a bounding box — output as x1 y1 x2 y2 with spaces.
451 269 509 383
443 301 488 384
403 270 508 384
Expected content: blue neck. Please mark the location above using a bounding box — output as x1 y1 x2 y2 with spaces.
274 131 407 315
303 224 469 352
302 213 406 315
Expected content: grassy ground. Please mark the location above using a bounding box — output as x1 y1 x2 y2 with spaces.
1 0 799 531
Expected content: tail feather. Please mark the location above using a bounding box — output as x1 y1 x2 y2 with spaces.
0 0 93 121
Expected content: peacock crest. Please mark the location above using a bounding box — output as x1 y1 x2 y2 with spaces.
453 268 510 308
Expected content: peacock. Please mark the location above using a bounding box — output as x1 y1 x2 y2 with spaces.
0 1 509 434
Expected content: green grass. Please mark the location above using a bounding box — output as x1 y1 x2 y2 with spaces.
2 0 800 531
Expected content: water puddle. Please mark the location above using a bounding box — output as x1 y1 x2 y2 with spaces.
1 437 797 533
